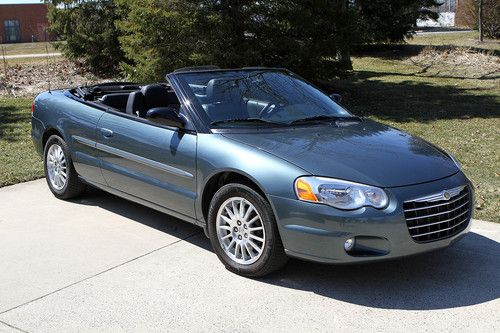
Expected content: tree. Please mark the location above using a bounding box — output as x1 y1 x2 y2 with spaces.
46 0 446 80
115 0 362 80
479 0 484 42
45 0 125 75
354 0 440 43
456 0 499 39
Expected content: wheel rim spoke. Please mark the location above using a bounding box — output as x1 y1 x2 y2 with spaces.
221 233 232 240
216 196 266 265
224 206 235 219
243 205 254 220
248 234 264 243
220 215 232 225
247 215 259 225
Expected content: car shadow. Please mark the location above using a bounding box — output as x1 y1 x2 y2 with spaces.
73 187 500 311
262 232 500 310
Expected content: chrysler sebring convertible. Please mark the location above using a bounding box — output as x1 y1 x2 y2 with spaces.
31 67 473 277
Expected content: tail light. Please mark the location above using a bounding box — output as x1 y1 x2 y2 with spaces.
31 102 35 113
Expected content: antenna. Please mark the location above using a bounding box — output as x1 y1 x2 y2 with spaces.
45 42 51 93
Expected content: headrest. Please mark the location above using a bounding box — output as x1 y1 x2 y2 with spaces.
141 84 178 109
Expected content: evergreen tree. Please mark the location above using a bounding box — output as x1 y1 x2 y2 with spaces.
45 0 124 75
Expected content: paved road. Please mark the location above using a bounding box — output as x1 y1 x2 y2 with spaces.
2 53 62 60
0 180 499 332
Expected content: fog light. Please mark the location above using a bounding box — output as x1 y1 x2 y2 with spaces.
344 238 355 252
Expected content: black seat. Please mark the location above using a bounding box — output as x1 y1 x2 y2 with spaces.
126 84 179 118
100 93 130 112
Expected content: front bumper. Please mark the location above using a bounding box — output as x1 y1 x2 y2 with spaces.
269 172 473 264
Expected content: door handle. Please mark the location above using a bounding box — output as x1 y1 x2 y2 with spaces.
100 128 114 138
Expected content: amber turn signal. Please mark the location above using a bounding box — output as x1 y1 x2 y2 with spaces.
295 178 318 202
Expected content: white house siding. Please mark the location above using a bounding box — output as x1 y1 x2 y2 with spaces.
417 12 456 27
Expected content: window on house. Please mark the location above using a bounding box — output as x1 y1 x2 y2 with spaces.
4 20 21 43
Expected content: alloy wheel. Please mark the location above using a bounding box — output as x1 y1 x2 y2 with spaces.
216 197 266 265
46 144 67 191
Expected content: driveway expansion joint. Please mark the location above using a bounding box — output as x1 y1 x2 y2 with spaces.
0 231 202 316
0 320 29 333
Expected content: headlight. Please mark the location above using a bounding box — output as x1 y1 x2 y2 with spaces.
448 152 462 170
295 176 389 210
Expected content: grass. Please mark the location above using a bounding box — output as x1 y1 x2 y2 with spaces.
407 31 499 52
2 55 64 66
0 98 43 187
0 42 58 56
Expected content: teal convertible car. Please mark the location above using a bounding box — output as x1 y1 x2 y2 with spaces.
32 67 473 277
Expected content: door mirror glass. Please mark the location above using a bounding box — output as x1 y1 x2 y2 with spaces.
146 107 185 129
329 93 342 103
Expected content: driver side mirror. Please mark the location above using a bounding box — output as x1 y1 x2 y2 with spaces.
146 107 185 129
329 93 342 103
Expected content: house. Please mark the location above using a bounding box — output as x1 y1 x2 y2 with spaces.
417 0 457 27
0 3 54 43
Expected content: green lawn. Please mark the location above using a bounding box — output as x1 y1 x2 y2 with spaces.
2 55 64 66
0 98 43 187
0 42 58 56
407 31 499 52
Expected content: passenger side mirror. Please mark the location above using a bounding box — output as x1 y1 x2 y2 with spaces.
329 93 342 103
146 107 185 129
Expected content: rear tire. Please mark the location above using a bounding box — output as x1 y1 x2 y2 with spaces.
208 183 288 277
44 135 86 199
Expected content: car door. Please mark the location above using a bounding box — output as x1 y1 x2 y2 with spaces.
63 98 107 185
96 111 197 219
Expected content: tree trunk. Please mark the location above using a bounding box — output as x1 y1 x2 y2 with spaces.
337 0 353 70
479 0 484 42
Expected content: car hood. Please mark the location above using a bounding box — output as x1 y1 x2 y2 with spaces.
221 120 458 188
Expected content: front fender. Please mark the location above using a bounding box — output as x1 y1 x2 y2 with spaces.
195 133 309 221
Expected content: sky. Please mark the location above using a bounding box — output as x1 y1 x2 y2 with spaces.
0 0 42 4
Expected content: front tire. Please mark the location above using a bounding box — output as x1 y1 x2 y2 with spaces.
44 135 86 199
208 183 288 277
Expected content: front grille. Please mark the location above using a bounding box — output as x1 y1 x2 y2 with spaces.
403 186 471 243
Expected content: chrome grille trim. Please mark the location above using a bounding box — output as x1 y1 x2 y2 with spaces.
403 185 471 243
410 216 469 237
406 200 469 221
408 210 469 229
410 185 466 203
404 192 468 212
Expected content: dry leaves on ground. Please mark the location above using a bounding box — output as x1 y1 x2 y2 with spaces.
0 59 114 97
407 46 500 79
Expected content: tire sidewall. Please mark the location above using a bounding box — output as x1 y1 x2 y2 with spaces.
43 135 72 197
207 183 281 276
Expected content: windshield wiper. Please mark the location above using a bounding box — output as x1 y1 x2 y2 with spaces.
210 118 286 126
287 115 362 125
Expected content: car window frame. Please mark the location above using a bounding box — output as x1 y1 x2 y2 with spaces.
170 68 353 132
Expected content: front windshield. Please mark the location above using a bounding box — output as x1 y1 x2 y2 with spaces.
176 70 352 127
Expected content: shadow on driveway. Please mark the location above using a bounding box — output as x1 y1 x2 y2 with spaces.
73 188 500 311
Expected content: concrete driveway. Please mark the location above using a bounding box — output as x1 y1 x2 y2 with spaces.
0 180 499 332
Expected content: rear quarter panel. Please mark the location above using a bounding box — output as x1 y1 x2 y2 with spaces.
33 90 106 184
